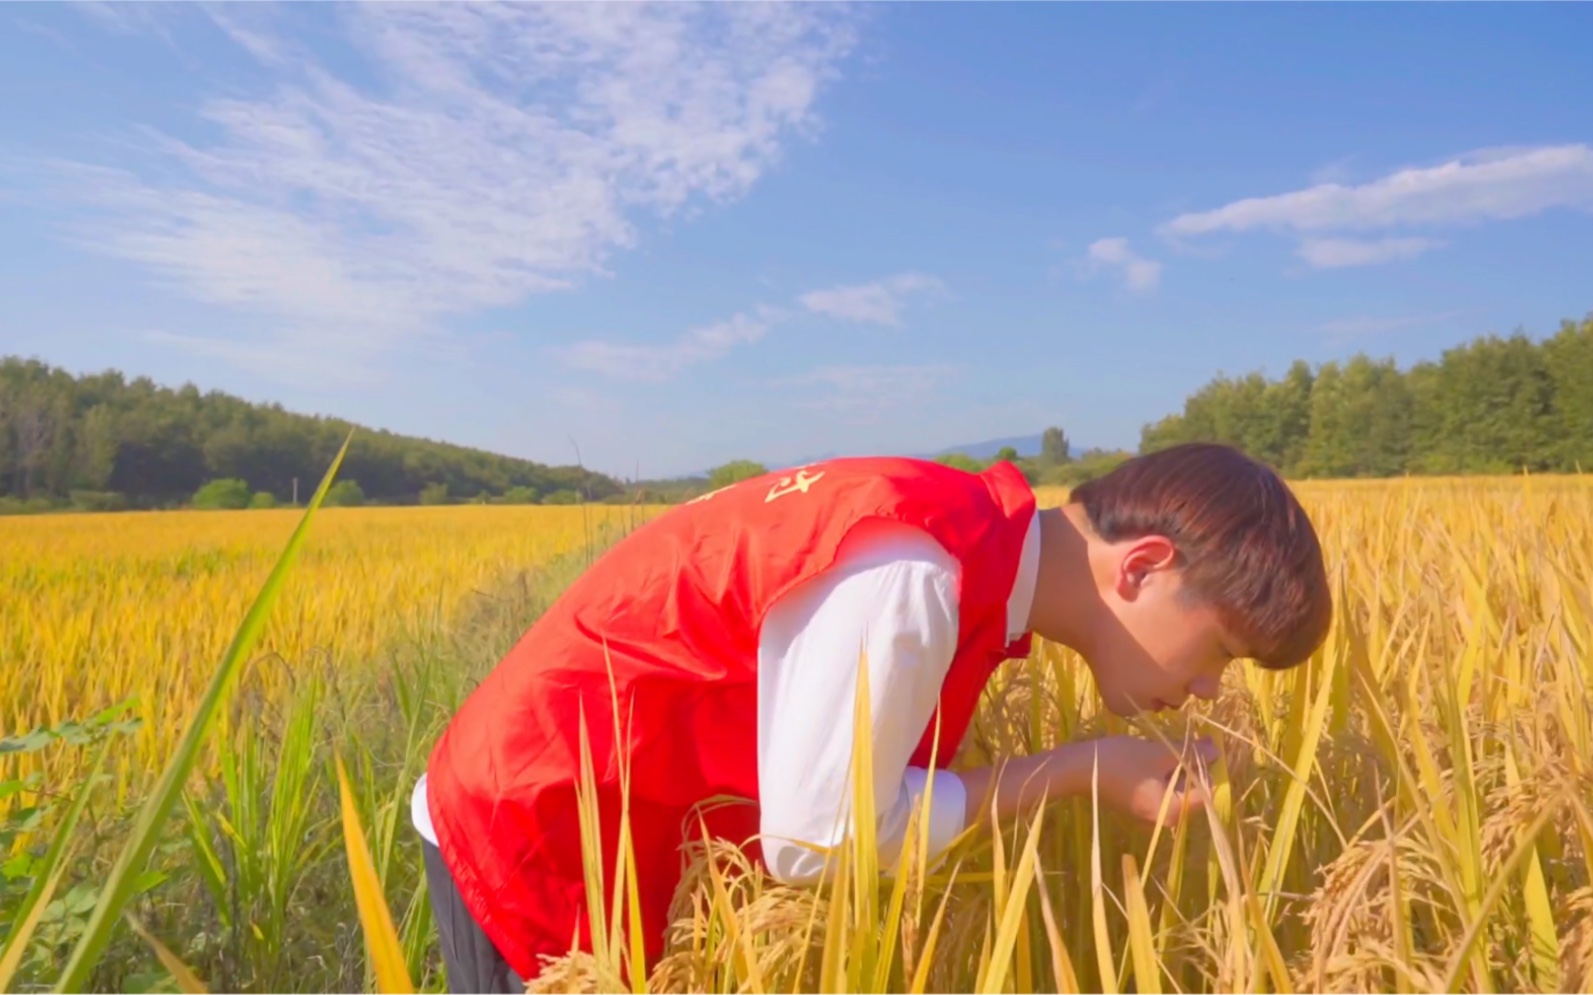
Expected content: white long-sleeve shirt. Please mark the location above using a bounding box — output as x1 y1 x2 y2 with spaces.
411 509 1041 886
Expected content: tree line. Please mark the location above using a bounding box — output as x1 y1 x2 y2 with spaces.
1140 315 1593 477
701 427 1136 496
0 357 622 513
3 312 1588 513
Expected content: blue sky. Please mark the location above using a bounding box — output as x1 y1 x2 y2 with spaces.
2 2 1591 479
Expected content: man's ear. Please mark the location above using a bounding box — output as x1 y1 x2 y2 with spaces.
1114 535 1179 600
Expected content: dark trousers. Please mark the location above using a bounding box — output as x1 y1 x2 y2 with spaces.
422 839 526 994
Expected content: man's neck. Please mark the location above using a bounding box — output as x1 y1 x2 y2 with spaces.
1025 503 1101 654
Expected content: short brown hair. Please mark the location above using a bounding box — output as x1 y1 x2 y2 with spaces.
1069 443 1332 670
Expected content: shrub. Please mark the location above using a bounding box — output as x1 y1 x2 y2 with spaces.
542 489 581 505
249 491 279 509
324 480 365 507
193 478 251 510
503 486 540 504
1042 448 1133 487
69 490 129 513
708 460 767 490
933 452 985 473
420 482 450 505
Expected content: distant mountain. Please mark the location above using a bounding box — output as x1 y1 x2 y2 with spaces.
671 432 1095 481
759 433 1084 475
913 433 1075 461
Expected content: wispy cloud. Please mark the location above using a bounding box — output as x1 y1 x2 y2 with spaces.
549 384 609 412
141 329 391 387
1158 145 1593 270
1315 308 1470 346
1297 236 1445 269
560 306 785 382
201 4 288 66
798 272 945 327
69 0 177 44
12 16 79 54
776 363 957 421
33 3 863 378
1077 237 1162 292
1164 144 1593 238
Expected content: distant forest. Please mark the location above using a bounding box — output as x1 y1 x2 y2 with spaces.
1139 314 1592 477
0 357 622 513
1 313 1588 513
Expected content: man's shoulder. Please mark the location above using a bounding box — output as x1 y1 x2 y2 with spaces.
831 516 961 575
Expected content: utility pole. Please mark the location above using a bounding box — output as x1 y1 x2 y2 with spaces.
293 477 299 506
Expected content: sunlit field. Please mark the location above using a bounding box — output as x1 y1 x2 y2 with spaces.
1 503 663 804
3 474 1590 993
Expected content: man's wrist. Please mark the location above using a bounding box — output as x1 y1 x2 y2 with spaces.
962 741 1096 826
1037 739 1097 801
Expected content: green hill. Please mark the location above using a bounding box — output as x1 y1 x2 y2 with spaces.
0 356 625 513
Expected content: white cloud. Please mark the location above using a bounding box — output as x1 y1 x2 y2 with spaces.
1155 144 1593 271
1296 236 1445 269
1078 237 1162 292
798 273 945 327
1163 144 1593 237
37 3 862 375
560 307 784 381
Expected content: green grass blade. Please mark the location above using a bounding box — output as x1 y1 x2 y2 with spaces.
52 430 354 994
0 847 70 992
398 869 435 991
0 735 110 990
124 912 208 994
180 790 232 933
1438 804 1558 994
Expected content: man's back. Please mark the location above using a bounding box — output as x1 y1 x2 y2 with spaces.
420 456 1039 976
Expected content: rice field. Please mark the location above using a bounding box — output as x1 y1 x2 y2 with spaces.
1 502 660 795
2 473 1591 993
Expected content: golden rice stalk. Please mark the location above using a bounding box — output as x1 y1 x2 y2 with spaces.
977 803 1047 995
1121 854 1161 995
1558 886 1593 995
1033 855 1080 994
335 752 415 995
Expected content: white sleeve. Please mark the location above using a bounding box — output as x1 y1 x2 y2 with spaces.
756 520 969 886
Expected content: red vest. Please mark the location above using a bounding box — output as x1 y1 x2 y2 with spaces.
425 456 1037 979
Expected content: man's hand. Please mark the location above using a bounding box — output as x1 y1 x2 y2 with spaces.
958 733 1220 830
1084 734 1219 825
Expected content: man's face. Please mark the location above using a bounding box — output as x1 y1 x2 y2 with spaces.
1084 538 1242 718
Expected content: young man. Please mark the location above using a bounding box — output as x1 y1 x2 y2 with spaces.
411 442 1331 991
